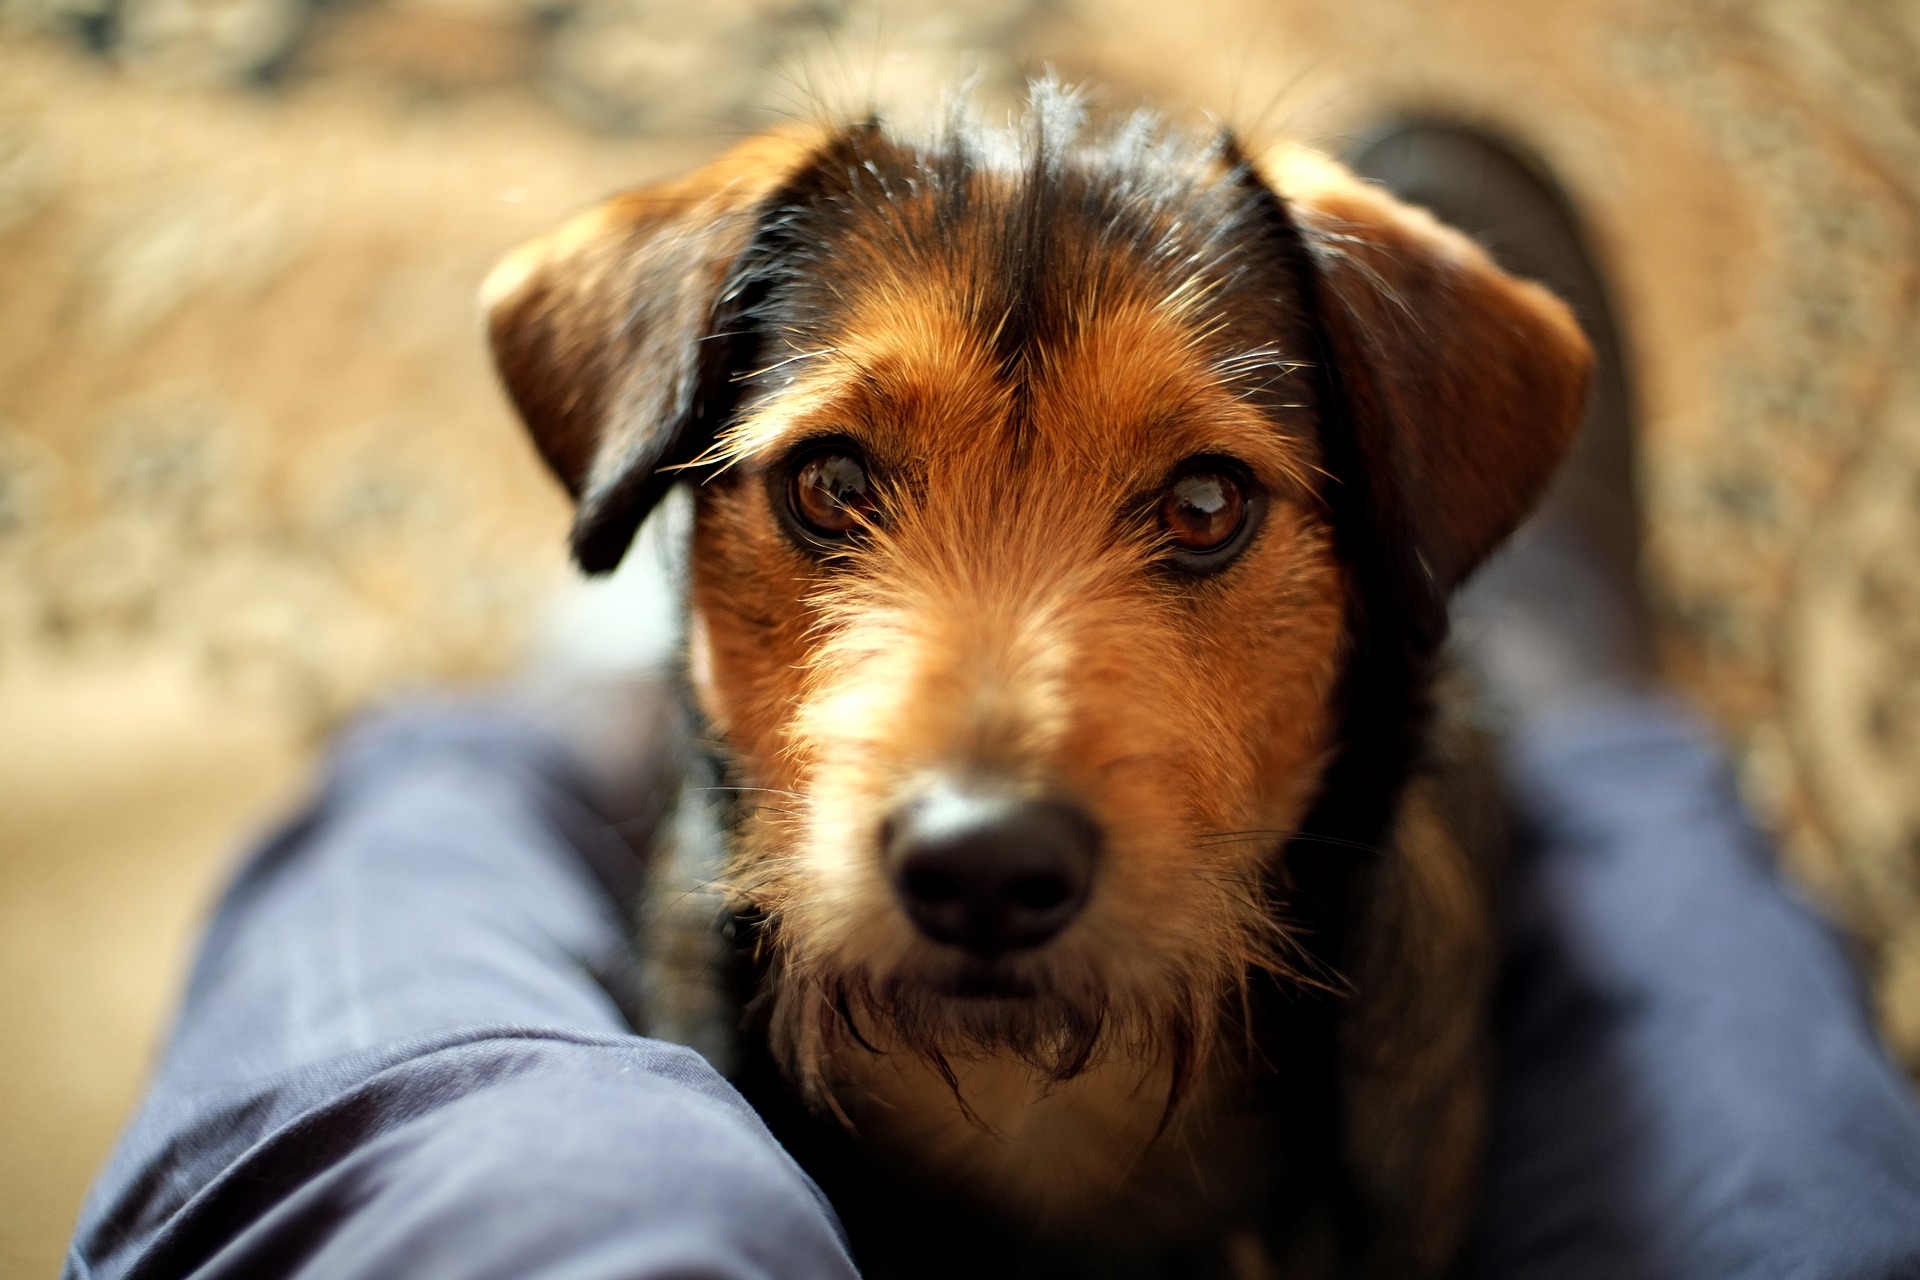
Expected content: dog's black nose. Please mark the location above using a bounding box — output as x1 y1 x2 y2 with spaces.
884 782 1100 955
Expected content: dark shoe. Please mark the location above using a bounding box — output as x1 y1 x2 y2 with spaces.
1346 122 1655 720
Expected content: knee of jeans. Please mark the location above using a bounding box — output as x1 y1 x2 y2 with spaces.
305 1043 851 1277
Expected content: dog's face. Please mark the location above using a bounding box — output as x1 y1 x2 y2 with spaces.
485 100 1589 1113
683 158 1348 1083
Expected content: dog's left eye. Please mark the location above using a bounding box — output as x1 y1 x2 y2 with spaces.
1159 466 1247 553
1148 457 1264 575
788 448 875 541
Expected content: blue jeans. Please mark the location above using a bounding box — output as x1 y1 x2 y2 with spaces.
65 696 1920 1279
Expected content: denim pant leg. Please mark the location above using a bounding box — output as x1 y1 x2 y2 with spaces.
64 701 857 1280
1470 697 1920 1280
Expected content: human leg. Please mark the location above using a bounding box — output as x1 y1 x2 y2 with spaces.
1471 697 1920 1280
66 694 855 1280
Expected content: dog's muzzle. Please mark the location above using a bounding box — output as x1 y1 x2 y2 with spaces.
882 778 1101 958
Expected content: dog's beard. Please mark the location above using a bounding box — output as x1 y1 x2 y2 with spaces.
757 946 1222 1130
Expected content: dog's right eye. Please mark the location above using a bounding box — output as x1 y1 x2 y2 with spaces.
787 449 875 542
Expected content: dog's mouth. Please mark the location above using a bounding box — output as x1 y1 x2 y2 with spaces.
936 963 1041 1001
826 955 1114 1077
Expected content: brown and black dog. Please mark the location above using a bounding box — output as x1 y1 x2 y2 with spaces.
483 86 1590 1279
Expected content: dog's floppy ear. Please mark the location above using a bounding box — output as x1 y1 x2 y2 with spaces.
482 126 836 573
1257 144 1592 592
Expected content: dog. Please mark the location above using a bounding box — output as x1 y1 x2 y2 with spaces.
482 85 1590 1279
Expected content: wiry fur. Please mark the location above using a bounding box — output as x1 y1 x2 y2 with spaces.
485 84 1591 1279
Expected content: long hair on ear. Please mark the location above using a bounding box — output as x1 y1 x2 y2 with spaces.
482 125 849 572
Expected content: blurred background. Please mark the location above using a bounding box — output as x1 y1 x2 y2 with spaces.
3 0 1918 1272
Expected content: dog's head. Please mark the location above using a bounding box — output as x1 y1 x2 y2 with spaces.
485 94 1589 1107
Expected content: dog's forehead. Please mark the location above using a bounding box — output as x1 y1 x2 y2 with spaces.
722 125 1318 481
722 283 1311 488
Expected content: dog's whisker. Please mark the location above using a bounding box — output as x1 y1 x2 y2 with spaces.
1194 828 1384 858
835 989 884 1055
738 346 838 381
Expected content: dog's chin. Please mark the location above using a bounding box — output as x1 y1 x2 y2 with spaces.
771 938 1219 1113
771 906 1235 1092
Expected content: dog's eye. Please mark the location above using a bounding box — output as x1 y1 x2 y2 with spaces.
1159 467 1246 554
788 449 875 539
